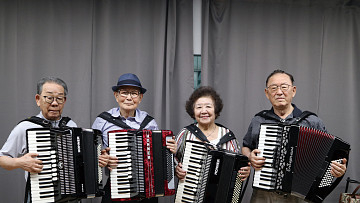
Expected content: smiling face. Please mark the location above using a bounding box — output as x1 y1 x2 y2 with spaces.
193 96 216 127
35 82 66 121
265 73 296 110
114 86 143 116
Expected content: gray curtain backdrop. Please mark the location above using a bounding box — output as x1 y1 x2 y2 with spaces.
202 0 360 202
0 0 193 203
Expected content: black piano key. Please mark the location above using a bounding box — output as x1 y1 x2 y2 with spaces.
260 173 274 178
39 194 55 198
39 190 54 195
261 170 275 175
263 156 273 159
185 179 197 185
187 171 197 176
39 177 53 181
39 180 55 185
260 177 273 181
185 176 198 181
263 152 274 156
39 184 55 189
192 151 205 156
189 159 202 165
182 196 196 202
264 139 278 143
183 190 195 196
259 182 275 187
187 168 200 173
264 143 280 147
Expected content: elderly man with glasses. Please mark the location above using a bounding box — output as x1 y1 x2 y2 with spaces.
0 77 77 202
242 69 348 203
92 73 176 203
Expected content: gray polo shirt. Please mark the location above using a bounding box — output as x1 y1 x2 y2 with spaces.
0 112 77 179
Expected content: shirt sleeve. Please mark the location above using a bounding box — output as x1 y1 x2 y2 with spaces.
0 123 31 158
242 120 255 150
227 139 241 153
174 128 189 163
66 120 77 127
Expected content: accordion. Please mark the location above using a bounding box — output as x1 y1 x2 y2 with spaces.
175 140 249 203
107 129 175 201
253 124 351 202
26 127 103 203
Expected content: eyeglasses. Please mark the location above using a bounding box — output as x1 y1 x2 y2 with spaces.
267 84 292 93
118 90 140 98
43 96 66 104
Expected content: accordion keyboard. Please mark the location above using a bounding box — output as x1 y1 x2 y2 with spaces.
175 141 211 203
27 129 58 202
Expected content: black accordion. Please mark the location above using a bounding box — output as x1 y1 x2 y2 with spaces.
253 124 351 202
26 127 103 203
175 140 249 203
107 129 175 201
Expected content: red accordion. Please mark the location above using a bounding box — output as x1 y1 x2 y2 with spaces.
108 129 175 201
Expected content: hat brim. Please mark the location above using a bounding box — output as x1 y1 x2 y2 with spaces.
112 84 147 94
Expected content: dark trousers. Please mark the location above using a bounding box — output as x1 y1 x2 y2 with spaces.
101 179 158 203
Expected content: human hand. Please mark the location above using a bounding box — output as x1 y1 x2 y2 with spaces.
331 158 347 178
249 149 265 170
99 147 110 168
19 153 43 173
175 162 187 180
166 136 177 154
238 162 251 181
107 155 119 171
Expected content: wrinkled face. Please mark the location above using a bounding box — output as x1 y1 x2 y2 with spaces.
265 73 296 109
194 96 216 126
35 82 66 121
114 86 143 112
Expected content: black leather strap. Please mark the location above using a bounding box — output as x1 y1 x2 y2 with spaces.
98 112 154 130
98 112 132 129
20 116 71 128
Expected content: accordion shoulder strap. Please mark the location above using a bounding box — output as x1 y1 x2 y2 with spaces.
185 123 236 148
98 112 132 129
139 115 154 130
59 117 71 128
19 116 71 128
214 123 236 148
255 110 317 125
185 124 209 143
293 110 317 125
98 112 154 130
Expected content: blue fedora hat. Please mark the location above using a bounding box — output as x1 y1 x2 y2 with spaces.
112 73 147 94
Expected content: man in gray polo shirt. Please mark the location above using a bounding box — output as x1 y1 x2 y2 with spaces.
242 69 348 203
0 77 77 201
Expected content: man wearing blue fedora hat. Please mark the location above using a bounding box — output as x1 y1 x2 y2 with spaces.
92 73 176 203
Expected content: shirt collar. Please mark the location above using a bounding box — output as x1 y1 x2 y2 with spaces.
112 108 142 122
269 103 302 120
38 112 62 127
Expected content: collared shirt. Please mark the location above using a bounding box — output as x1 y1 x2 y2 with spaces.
0 112 77 179
92 107 158 148
242 104 326 150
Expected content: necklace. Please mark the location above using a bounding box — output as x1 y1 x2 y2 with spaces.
206 125 217 137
